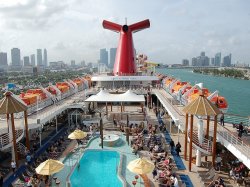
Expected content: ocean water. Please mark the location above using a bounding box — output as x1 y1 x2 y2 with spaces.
157 68 250 116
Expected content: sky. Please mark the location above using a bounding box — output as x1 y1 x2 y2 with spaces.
0 0 250 65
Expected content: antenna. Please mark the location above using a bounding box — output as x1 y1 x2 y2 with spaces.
125 17 127 25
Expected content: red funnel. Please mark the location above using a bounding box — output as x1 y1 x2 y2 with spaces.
103 19 150 76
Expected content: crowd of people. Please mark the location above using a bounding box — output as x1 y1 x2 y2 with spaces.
9 128 76 187
127 114 181 187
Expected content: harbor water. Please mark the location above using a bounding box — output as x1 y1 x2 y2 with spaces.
157 68 250 116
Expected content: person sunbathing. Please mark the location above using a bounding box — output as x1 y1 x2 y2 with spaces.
163 168 172 177
150 153 163 162
153 144 160 152
157 158 171 170
132 144 139 155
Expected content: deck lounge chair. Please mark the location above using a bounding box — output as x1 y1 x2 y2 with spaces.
198 167 215 179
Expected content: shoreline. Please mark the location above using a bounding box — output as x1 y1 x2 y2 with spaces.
192 68 250 80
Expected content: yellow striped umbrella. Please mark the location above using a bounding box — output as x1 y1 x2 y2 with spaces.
127 157 154 175
35 159 64 175
68 130 87 140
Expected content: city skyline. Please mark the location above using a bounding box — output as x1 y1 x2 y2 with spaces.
0 0 250 64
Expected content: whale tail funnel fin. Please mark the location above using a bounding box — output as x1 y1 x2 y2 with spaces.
130 19 150 33
103 20 122 33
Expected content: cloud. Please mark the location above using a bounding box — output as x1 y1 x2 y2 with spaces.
227 36 242 45
0 0 250 64
0 0 68 30
53 42 68 50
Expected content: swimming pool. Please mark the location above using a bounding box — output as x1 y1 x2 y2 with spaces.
70 150 123 187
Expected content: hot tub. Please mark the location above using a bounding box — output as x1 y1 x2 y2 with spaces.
103 134 120 147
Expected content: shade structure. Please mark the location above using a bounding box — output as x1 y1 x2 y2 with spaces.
183 94 221 116
0 91 27 114
85 89 145 102
68 130 87 139
35 159 64 175
127 157 154 175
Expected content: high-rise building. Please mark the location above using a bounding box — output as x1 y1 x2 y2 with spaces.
11 48 21 67
214 53 221 66
210 58 215 66
23 56 30 66
30 54 36 66
71 60 76 66
182 59 189 66
195 52 209 66
80 60 86 66
43 49 47 67
223 54 232 67
87 62 93 68
100 48 108 67
192 57 198 66
0 52 8 66
109 48 117 68
0 52 8 71
37 49 43 66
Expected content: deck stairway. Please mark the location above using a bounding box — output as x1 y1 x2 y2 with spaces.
187 130 212 155
0 128 24 151
16 142 27 156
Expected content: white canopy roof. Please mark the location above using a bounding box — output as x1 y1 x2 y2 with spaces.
85 90 145 102
91 76 158 81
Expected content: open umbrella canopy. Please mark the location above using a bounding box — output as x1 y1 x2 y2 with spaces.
35 159 64 175
127 157 154 175
183 94 221 116
68 129 87 140
0 91 27 114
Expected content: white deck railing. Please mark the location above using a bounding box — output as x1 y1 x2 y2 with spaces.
0 129 24 150
217 124 250 156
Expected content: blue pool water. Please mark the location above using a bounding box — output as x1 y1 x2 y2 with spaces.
70 150 123 187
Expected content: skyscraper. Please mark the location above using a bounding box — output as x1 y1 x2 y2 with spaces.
210 57 215 66
223 54 232 67
43 49 47 67
37 49 43 66
182 59 189 66
0 52 8 66
100 48 108 67
71 60 76 66
11 48 21 67
196 52 209 66
31 54 36 66
109 48 117 68
80 60 86 66
192 57 198 66
23 56 30 66
214 53 221 66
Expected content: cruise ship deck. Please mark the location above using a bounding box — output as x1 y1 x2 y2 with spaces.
1 83 250 187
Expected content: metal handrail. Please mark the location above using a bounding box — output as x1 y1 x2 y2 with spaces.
216 125 250 156
17 142 26 155
0 129 24 150
188 130 212 153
